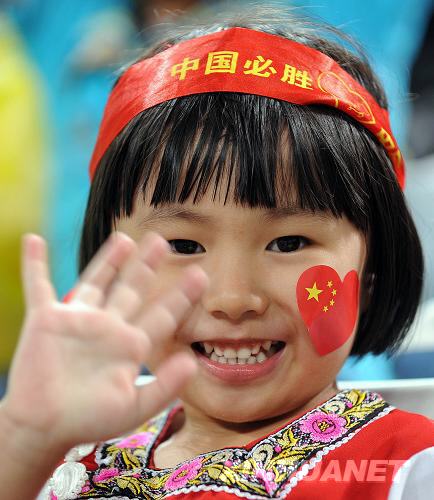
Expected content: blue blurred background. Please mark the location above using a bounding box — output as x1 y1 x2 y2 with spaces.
1 0 434 398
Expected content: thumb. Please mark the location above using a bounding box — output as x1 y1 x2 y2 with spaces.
135 352 197 421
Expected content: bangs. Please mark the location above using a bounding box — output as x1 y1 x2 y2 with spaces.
98 92 387 235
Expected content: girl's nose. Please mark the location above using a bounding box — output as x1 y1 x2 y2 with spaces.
202 261 269 321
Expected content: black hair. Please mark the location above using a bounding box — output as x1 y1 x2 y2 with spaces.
79 4 423 357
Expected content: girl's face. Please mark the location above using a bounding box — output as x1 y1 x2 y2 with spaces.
116 186 367 423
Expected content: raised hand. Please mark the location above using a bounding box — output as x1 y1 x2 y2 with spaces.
1 231 208 455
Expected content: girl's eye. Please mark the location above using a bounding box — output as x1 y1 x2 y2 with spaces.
168 239 204 255
267 236 308 253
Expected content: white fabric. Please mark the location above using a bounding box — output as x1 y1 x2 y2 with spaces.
388 446 434 499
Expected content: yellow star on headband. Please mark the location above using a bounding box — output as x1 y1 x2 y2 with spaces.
306 282 323 302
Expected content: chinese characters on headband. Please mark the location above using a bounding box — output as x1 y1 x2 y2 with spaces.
171 51 313 90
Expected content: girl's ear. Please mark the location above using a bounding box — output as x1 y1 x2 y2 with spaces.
360 272 375 314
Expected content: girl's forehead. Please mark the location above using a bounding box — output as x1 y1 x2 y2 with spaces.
134 191 334 226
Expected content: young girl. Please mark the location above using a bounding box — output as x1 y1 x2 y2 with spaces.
1 5 433 500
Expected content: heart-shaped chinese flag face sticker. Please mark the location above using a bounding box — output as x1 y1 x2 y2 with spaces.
296 265 359 356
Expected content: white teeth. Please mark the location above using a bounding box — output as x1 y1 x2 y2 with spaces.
223 348 237 358
204 342 213 354
262 340 272 351
256 352 267 363
251 344 260 355
214 346 224 356
237 347 253 359
209 351 269 365
198 340 282 366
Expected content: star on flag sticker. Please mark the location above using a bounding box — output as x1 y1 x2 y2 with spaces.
305 280 338 312
305 282 323 302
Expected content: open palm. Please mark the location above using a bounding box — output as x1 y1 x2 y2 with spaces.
2 232 208 453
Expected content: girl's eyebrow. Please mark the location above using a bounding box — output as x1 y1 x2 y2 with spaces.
141 207 213 226
261 207 331 222
140 206 331 226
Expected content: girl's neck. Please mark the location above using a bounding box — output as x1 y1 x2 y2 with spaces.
153 382 338 468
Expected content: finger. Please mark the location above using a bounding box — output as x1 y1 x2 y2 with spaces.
135 352 198 418
72 232 136 307
136 265 209 346
21 234 57 309
105 232 169 320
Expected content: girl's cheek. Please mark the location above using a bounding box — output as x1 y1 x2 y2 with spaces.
296 265 360 356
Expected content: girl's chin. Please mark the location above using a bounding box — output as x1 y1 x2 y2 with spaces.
182 389 289 425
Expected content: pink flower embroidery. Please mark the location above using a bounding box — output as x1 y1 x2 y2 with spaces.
49 492 58 500
116 432 153 448
255 468 278 495
164 458 202 491
94 467 120 483
299 411 347 443
81 480 91 493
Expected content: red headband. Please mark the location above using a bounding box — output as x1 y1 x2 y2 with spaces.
89 27 405 189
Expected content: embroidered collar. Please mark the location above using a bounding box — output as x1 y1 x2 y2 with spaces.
69 390 394 499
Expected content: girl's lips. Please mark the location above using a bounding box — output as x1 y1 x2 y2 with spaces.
193 345 285 384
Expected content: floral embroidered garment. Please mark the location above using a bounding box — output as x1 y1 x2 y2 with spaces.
38 389 434 500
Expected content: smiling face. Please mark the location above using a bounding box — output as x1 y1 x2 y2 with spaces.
116 186 367 424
